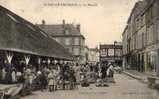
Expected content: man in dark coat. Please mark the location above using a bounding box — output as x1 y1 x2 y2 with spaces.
39 71 47 91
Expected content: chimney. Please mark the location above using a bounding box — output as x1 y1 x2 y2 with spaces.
42 20 45 25
62 19 66 34
62 19 66 28
76 24 80 32
41 20 45 29
62 19 66 25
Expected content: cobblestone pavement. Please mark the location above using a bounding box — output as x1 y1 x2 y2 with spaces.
21 74 159 99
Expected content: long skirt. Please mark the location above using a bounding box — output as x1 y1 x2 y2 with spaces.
75 73 80 84
48 79 56 86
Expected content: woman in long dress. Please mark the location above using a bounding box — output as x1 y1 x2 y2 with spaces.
73 63 80 85
2 67 6 81
48 70 56 92
39 71 47 91
11 69 16 83
107 63 114 78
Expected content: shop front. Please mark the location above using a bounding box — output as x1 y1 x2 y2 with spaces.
145 49 159 76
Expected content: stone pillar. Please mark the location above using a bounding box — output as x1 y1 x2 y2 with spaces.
24 55 30 66
5 51 14 83
122 56 126 70
38 58 41 65
6 52 13 64
38 58 41 70
47 58 51 65
156 50 159 76
144 52 148 72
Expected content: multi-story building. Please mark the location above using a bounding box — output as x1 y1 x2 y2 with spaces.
80 45 89 64
88 48 100 65
122 1 146 70
99 42 122 66
122 0 159 75
38 20 85 64
122 25 128 69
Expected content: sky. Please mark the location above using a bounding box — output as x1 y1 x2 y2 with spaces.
0 0 139 48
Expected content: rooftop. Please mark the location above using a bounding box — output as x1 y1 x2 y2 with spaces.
38 21 85 39
0 5 72 60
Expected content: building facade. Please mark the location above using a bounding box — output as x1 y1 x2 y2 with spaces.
38 20 85 64
88 48 100 64
80 45 89 64
122 0 159 75
99 42 122 66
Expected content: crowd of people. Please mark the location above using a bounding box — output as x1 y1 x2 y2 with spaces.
98 62 115 79
0 62 91 92
0 61 117 92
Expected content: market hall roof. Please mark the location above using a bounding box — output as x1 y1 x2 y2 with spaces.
0 5 72 60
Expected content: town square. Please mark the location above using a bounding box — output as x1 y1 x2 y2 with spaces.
0 0 159 99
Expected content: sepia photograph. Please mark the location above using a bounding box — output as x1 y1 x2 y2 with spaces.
0 0 159 99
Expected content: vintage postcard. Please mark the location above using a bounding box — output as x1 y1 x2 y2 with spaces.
0 0 159 99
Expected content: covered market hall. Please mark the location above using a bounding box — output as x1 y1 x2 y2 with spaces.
0 5 72 84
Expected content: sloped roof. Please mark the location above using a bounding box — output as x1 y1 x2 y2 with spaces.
38 24 85 39
0 5 72 60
